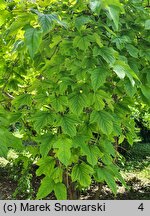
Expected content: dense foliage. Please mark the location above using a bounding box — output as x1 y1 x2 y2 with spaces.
0 0 150 199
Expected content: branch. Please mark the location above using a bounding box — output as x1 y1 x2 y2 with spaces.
2 91 14 99
46 41 61 61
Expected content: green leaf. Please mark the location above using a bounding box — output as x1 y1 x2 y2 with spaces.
38 14 53 33
24 27 42 58
57 114 77 137
0 142 8 158
126 132 134 145
8 112 22 123
38 11 67 32
90 110 113 135
126 44 139 58
95 167 117 194
58 77 74 93
99 139 115 156
147 71 150 84
0 110 9 127
90 67 108 91
113 60 140 84
12 94 32 108
49 95 68 112
49 14 67 28
50 35 62 48
31 111 54 133
74 137 103 166
101 153 113 165
7 14 34 35
102 168 117 194
94 166 105 182
73 35 91 51
36 156 55 177
93 46 117 64
107 5 120 30
54 137 72 166
113 120 122 136
92 91 105 110
0 0 6 10
89 0 102 13
72 135 89 149
71 162 94 187
86 145 103 166
101 0 123 8
51 167 63 183
0 10 9 27
141 85 150 100
36 176 54 199
0 129 23 153
107 164 126 187
5 133 23 151
72 135 92 155
54 183 67 200
145 19 150 30
36 134 54 157
93 33 103 47
124 79 137 97
75 16 91 31
112 64 126 79
69 92 87 115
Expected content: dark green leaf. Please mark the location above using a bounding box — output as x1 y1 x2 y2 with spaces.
38 14 53 33
73 35 91 51
90 67 108 91
12 94 32 108
24 27 42 58
57 114 77 137
31 111 54 133
36 134 54 157
69 92 87 115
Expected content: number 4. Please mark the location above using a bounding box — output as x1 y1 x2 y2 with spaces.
138 203 144 211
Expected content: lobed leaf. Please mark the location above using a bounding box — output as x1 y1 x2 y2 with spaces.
71 162 94 187
90 110 113 135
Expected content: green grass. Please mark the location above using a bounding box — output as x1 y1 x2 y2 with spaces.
120 142 150 186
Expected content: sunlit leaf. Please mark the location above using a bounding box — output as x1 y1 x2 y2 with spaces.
71 162 94 187
54 183 67 200
53 137 72 166
36 177 54 199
